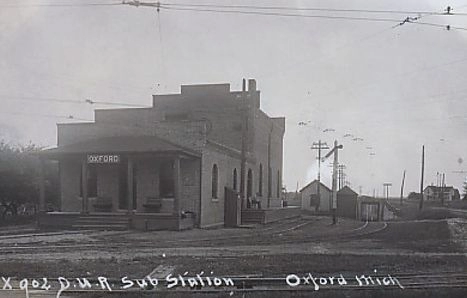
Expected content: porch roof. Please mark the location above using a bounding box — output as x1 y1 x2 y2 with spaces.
39 136 201 158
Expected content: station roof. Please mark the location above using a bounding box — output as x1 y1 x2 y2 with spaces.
39 135 201 158
299 179 332 193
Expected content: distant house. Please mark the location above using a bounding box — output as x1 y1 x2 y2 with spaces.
423 186 461 202
300 180 332 212
408 192 423 201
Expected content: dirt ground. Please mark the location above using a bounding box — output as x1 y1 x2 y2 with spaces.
0 215 465 297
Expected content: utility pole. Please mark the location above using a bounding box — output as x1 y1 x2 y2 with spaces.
441 173 445 206
419 145 425 210
338 164 346 190
324 140 343 224
311 141 329 211
338 165 341 189
400 170 406 206
384 183 392 201
240 79 248 209
383 183 392 201
267 124 273 208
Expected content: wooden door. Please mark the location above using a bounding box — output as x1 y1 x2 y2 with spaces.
224 187 241 227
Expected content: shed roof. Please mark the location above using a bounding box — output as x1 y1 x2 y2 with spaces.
424 185 455 192
338 186 358 196
299 179 332 193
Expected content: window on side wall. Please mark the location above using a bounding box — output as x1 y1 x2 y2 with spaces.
233 168 237 191
212 164 218 199
259 164 263 196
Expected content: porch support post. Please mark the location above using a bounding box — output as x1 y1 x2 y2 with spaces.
173 156 181 230
127 158 134 213
81 160 88 213
380 202 384 221
38 158 46 212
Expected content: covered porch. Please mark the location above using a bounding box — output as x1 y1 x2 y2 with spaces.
38 136 201 230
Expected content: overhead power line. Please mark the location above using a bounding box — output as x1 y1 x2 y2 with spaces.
0 110 92 122
0 2 122 8
4 0 466 17
161 2 467 16
4 1 466 31
0 94 149 108
156 5 467 32
160 5 409 23
415 21 467 31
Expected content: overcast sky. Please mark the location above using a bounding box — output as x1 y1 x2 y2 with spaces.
1 0 467 196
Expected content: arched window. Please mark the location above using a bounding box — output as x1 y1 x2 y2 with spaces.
233 168 237 191
247 169 253 200
212 164 218 198
268 167 272 198
259 164 263 196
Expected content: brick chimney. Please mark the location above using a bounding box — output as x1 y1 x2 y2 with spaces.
247 79 260 109
248 79 256 92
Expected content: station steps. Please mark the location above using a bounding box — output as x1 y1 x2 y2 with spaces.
241 210 265 224
72 215 130 230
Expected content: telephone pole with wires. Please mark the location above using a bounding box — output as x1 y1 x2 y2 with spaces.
400 170 406 206
311 141 329 211
338 164 346 190
383 183 392 201
328 163 346 190
419 145 425 210
323 140 343 224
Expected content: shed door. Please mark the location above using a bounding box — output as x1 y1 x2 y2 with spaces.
224 187 241 227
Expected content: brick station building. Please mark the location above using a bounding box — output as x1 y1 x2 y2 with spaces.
39 79 288 230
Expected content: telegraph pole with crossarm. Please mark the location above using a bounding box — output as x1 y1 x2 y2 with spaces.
311 141 329 211
323 140 343 224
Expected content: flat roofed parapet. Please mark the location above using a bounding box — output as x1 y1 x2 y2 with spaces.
180 83 231 95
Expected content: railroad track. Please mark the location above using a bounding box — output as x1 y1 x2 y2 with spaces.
0 216 311 250
0 216 307 248
0 218 386 253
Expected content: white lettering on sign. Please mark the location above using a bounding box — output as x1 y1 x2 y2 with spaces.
87 154 120 164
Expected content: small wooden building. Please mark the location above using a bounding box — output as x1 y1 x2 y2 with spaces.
300 180 332 212
337 186 358 219
358 196 385 221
